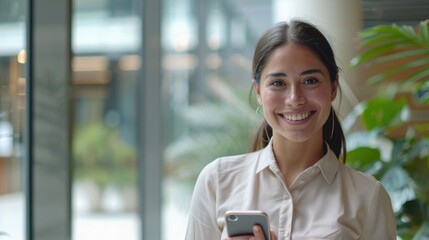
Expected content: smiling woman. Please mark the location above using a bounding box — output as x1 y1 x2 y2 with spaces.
250 21 344 162
253 43 336 151
185 20 396 240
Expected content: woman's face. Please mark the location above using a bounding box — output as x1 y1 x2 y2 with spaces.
254 43 337 143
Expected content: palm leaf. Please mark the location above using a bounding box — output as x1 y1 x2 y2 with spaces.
398 66 429 89
369 49 429 64
351 40 407 65
352 21 429 102
368 57 429 85
420 20 429 43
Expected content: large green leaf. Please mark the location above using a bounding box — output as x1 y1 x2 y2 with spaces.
361 98 407 130
346 146 381 172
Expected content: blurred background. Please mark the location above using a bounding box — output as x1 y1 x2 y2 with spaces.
0 0 428 239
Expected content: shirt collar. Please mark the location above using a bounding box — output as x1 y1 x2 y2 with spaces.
256 139 276 173
255 140 339 184
315 144 339 184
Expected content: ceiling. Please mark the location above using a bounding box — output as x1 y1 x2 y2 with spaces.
228 0 429 38
362 0 429 26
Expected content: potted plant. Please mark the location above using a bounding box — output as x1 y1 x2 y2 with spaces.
347 20 429 239
73 121 137 212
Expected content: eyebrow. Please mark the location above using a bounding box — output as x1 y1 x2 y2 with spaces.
301 69 324 76
264 69 324 79
265 72 287 78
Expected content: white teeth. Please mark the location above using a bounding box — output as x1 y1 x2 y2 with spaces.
284 112 310 121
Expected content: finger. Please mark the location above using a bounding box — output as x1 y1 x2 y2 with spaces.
252 225 266 240
225 236 254 240
270 229 277 240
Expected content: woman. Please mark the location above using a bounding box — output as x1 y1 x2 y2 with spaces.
185 20 396 240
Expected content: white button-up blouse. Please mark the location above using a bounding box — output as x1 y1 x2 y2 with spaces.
185 141 396 240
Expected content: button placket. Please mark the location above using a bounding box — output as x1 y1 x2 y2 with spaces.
278 191 293 240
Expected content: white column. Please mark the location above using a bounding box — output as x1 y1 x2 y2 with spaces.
274 0 365 117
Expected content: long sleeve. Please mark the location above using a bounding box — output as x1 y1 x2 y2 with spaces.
185 160 221 240
360 182 396 240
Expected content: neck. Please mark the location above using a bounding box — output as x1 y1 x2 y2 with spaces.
272 135 325 186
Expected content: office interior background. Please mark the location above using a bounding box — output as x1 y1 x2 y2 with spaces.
0 0 428 239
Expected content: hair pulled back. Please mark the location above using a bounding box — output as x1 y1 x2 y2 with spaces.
250 20 346 163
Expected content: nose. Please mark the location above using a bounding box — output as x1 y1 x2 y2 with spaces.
286 84 306 106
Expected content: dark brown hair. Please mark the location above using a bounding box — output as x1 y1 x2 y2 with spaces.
250 20 346 163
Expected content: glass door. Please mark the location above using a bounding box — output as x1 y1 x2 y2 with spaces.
71 0 141 239
0 0 27 239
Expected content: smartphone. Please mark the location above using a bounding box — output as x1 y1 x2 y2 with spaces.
225 210 271 240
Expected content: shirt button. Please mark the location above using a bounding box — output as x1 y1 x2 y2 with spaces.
284 231 290 237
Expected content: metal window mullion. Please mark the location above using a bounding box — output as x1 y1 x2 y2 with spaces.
138 0 163 239
26 0 72 239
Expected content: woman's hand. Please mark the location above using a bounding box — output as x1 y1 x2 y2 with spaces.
226 225 277 240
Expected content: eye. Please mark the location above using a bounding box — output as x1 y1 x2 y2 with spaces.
303 77 319 85
270 80 286 87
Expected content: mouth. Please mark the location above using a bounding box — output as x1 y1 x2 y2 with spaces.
279 111 315 121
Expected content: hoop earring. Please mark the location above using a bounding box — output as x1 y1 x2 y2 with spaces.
264 123 270 143
256 105 261 115
330 108 335 140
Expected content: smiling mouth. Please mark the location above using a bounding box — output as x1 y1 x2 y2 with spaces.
280 111 314 121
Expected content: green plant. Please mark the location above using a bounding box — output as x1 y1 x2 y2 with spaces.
348 20 429 239
73 122 137 188
351 20 429 103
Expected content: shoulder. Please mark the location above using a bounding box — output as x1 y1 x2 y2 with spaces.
338 164 394 209
339 167 397 238
338 164 394 216
198 150 262 180
219 151 261 171
337 164 390 202
339 164 379 186
191 150 262 205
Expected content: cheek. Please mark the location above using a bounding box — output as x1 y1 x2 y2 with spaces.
310 89 334 104
261 92 283 107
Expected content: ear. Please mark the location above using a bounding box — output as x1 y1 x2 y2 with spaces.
253 80 262 105
331 77 339 101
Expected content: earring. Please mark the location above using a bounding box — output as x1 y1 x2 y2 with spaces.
264 122 270 143
330 108 335 140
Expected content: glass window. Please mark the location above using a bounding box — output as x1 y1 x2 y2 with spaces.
0 0 27 239
161 0 269 238
71 0 141 239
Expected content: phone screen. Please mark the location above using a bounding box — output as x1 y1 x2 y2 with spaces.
225 210 270 240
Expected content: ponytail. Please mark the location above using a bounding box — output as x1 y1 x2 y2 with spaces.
323 108 346 163
250 120 272 152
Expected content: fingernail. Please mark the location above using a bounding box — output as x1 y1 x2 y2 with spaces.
253 225 260 232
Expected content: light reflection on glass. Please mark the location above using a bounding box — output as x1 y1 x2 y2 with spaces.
71 0 140 239
0 1 27 238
